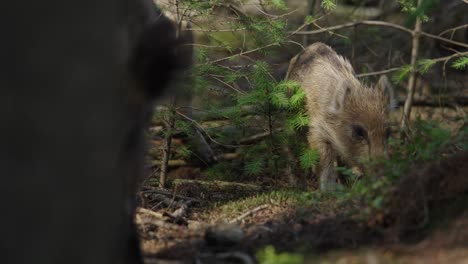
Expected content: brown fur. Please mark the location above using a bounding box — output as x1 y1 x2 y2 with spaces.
286 43 395 191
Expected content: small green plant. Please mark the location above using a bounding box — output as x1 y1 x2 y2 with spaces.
256 246 304 264
245 156 265 176
231 62 314 179
299 148 319 170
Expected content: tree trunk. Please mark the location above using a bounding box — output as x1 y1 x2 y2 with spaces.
159 99 176 188
401 0 422 131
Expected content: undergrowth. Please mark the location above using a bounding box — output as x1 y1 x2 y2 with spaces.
345 118 468 220
196 118 468 224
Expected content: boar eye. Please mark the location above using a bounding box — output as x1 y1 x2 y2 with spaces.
352 125 368 141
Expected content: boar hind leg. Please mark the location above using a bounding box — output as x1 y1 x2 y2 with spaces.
309 133 338 192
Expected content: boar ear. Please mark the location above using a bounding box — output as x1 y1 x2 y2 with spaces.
375 75 397 110
329 82 350 114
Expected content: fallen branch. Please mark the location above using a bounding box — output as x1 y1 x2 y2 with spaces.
136 217 182 231
229 204 270 224
143 192 193 212
215 152 240 161
140 188 202 204
136 207 165 219
135 207 183 230
166 204 189 219
139 194 193 225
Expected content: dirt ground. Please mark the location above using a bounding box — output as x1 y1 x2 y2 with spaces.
137 199 468 264
135 151 468 264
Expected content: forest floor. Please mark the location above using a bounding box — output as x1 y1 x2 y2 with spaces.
136 151 468 264
138 107 468 263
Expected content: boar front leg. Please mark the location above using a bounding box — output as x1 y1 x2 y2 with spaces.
309 132 338 191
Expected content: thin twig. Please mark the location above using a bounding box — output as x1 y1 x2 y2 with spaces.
252 5 299 19
294 20 412 35
271 7 301 19
356 67 401 78
430 51 468 63
398 97 468 107
289 13 329 36
312 21 349 39
176 110 248 148
210 75 246 94
438 24 468 37
356 51 468 78
292 20 468 48
286 40 306 50
185 27 246 32
239 128 284 145
204 43 280 64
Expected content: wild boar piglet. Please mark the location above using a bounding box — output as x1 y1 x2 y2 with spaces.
286 42 396 191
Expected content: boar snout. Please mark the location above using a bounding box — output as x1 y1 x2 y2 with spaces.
368 130 390 161
369 143 389 162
